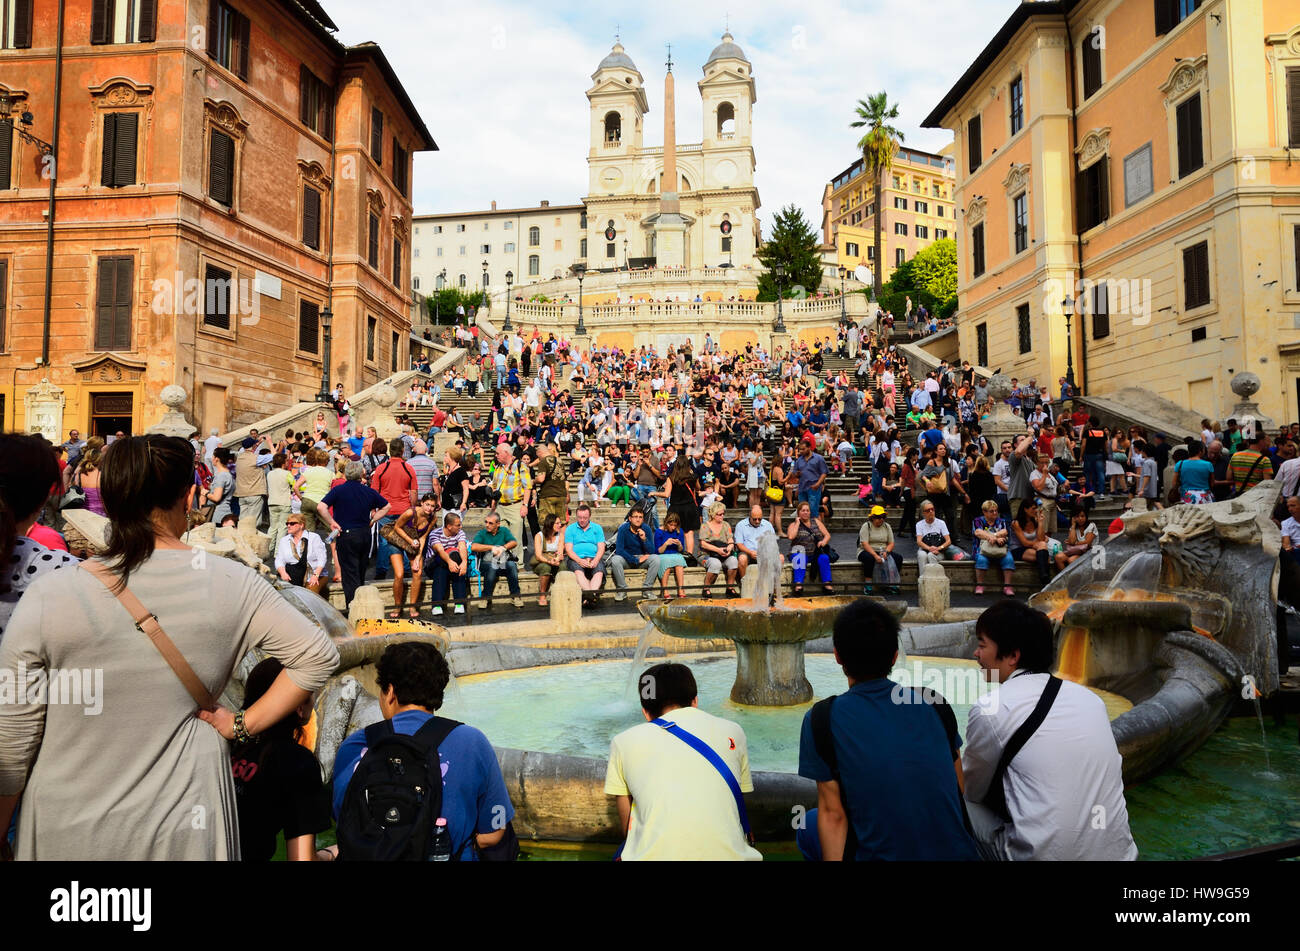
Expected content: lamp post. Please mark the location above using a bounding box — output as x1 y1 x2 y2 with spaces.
435 268 446 324
573 262 587 336
503 270 514 332
623 238 629 272
1061 295 1077 393
838 265 848 326
481 260 489 318
316 306 334 402
773 262 787 334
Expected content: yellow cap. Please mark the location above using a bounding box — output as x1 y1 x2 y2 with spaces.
869 505 887 517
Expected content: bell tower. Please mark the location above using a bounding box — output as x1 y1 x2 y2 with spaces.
586 40 649 197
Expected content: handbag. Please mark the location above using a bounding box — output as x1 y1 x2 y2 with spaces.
59 484 87 510
379 520 421 557
765 468 784 503
980 541 1008 558
873 554 900 586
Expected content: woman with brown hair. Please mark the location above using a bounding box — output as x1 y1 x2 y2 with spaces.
0 435 339 860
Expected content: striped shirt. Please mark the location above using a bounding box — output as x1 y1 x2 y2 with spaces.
1227 450 1272 493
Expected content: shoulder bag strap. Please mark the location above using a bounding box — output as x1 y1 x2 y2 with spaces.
81 559 216 712
1235 453 1266 493
983 675 1062 823
809 694 858 860
651 717 752 841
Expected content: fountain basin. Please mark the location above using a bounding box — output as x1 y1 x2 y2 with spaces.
636 596 905 705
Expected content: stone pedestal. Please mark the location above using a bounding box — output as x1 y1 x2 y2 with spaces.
770 331 790 360
739 570 759 601
732 641 813 705
432 432 460 465
549 571 582 633
918 562 950 621
368 384 403 443
1228 372 1275 436
348 585 385 621
146 385 198 439
980 373 1027 449
571 333 591 355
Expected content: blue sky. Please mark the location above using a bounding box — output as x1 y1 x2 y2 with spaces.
326 0 1017 236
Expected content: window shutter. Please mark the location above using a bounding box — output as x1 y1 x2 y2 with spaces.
0 120 13 191
91 0 113 44
112 113 138 187
371 109 383 163
101 114 117 186
1093 282 1110 339
393 238 401 285
203 265 231 329
968 116 982 172
299 66 311 125
139 0 157 42
1076 167 1092 231
1096 157 1110 225
236 13 251 80
14 0 33 48
1154 0 1175 36
1176 95 1203 178
209 130 233 205
1184 242 1209 310
113 257 133 349
298 300 319 354
1295 225 1300 292
368 214 379 267
303 186 320 250
96 258 116 349
207 0 219 59
1288 68 1300 149
0 259 7 346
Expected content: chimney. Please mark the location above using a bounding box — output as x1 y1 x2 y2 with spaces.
541 200 550 207
491 200 497 211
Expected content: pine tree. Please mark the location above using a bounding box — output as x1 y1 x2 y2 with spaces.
755 205 824 302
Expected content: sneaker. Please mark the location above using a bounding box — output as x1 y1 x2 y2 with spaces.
454 604 466 615
614 591 627 602
432 606 444 616
863 584 874 596
512 596 524 608
1004 586 1015 596
974 585 984 595
642 590 660 601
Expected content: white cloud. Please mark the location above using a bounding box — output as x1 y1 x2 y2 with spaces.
325 0 1014 235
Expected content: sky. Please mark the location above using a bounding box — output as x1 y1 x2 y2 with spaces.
326 0 1017 237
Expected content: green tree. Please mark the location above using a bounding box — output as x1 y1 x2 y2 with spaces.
425 286 482 325
877 239 959 321
850 91 904 300
755 204 824 302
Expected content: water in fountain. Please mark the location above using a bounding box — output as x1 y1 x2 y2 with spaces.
1249 693 1282 781
750 534 784 611
625 621 664 700
1106 551 1163 594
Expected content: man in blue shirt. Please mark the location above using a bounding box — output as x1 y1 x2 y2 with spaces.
332 642 514 861
563 503 607 607
791 441 829 519
608 507 661 602
920 424 945 452
317 461 389 614
797 599 978 861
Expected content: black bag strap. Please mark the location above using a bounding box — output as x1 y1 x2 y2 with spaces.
1234 452 1266 493
983 675 1063 823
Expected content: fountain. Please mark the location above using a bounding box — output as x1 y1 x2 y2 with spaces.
1028 481 1283 784
636 534 905 705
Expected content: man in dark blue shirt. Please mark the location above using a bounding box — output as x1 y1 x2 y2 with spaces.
608 507 661 601
797 599 978 861
318 460 389 614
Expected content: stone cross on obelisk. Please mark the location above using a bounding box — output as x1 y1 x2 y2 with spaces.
652 42 689 267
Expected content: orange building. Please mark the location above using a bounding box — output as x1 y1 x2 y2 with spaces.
924 0 1300 424
0 0 435 437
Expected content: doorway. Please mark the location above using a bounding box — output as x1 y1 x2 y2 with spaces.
90 392 134 438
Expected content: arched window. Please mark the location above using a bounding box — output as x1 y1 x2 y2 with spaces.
458 273 466 288
604 111 621 145
528 255 540 276
718 102 736 138
528 226 540 247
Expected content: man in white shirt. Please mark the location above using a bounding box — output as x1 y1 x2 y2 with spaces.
963 601 1137 861
203 428 222 467
605 663 760 861
733 505 777 581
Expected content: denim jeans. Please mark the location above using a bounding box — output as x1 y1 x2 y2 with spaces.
480 558 520 599
1083 454 1106 496
797 488 823 519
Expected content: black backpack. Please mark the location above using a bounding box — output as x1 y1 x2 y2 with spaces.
336 716 462 861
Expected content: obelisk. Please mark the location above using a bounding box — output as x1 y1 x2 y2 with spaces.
652 45 688 267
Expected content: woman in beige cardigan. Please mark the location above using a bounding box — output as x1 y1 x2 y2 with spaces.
0 435 339 861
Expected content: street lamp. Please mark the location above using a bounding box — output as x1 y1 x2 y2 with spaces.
316 306 334 403
572 262 588 336
838 265 848 326
2 95 58 368
503 270 514 332
435 268 446 324
773 263 787 334
481 260 489 317
1061 295 1077 393
623 238 629 272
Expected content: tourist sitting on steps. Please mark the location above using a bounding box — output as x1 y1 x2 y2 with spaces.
963 601 1137 861
787 501 834 596
563 503 607 608
915 501 966 569
605 662 760 861
971 499 1015 597
858 505 902 596
608 506 662 603
797 599 978 861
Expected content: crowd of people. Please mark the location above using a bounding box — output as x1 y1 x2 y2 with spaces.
1 310 1298 863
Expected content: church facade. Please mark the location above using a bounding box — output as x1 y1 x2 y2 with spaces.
582 33 762 271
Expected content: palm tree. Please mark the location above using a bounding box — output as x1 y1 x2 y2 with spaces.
850 91 904 301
